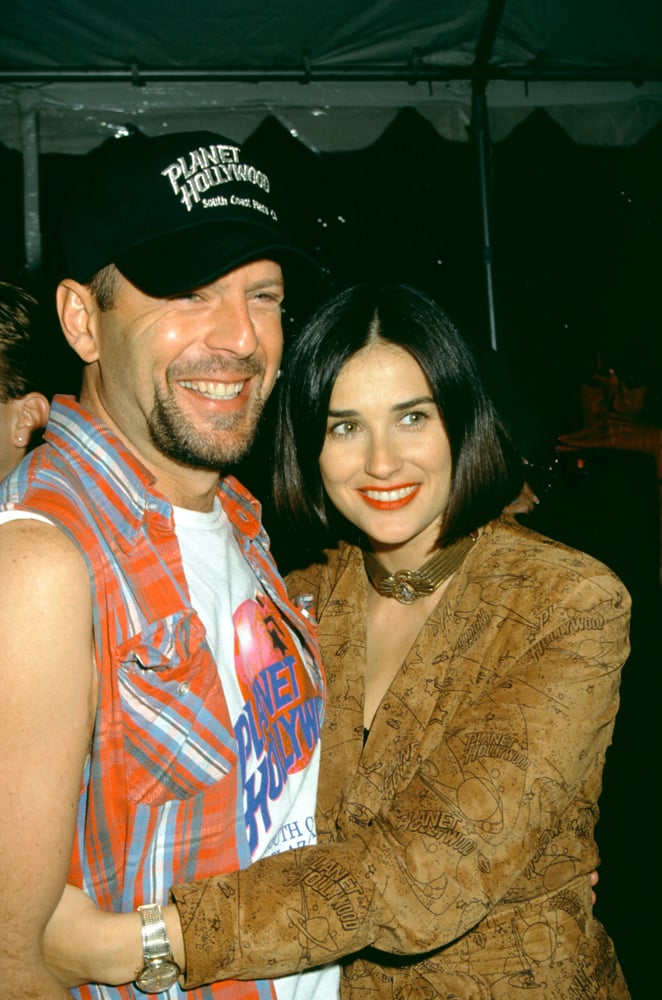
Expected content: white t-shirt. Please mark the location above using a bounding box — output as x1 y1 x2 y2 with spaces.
175 501 339 999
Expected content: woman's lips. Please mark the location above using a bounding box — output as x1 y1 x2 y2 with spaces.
357 484 420 509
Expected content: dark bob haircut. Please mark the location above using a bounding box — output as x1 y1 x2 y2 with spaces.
273 283 523 549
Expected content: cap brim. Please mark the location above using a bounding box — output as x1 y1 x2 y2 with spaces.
115 221 327 301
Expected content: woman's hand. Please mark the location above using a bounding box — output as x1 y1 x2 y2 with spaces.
43 884 141 988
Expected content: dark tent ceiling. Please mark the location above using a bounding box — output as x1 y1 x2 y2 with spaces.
2 0 662 153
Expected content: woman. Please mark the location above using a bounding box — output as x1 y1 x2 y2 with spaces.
46 283 630 997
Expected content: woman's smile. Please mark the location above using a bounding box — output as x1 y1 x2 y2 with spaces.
357 484 421 509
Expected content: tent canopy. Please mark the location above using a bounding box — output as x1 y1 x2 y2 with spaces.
2 0 662 153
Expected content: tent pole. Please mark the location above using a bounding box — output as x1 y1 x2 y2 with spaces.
471 0 506 353
20 103 42 275
471 85 498 352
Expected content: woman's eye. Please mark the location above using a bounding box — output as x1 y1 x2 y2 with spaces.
329 420 358 437
400 411 427 427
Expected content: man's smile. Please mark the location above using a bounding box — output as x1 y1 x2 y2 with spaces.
179 379 246 400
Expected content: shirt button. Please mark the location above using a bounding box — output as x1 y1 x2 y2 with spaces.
178 682 190 696
146 500 159 512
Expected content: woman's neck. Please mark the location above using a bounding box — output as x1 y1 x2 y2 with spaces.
365 535 439 575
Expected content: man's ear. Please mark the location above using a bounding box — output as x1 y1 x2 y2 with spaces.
56 279 100 363
14 392 50 442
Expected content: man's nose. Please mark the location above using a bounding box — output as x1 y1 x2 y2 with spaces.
204 297 259 357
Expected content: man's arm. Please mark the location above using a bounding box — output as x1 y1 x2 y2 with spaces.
0 519 96 998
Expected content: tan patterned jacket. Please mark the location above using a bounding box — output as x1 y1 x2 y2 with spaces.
173 517 631 998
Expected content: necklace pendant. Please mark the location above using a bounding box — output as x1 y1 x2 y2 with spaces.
391 570 419 605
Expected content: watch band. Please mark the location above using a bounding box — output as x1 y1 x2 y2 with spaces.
135 903 181 994
138 902 171 961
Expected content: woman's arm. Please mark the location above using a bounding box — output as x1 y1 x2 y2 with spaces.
173 565 630 986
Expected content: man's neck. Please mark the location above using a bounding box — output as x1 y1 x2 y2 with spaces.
159 472 221 512
77 390 222 512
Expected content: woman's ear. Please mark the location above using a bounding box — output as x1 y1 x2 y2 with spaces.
56 280 100 363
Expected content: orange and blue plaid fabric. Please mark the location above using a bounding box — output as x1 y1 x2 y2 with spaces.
1 395 325 999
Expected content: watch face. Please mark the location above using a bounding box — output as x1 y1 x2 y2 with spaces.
136 959 180 993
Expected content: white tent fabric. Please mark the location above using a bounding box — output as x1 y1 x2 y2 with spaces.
1 0 661 154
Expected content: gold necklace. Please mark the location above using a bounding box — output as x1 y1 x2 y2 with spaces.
363 533 476 605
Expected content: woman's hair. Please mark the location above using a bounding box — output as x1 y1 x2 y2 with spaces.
273 282 523 550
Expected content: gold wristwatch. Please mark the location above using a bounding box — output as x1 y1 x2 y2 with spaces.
135 902 181 994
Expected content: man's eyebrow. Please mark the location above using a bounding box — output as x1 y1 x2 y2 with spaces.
247 276 285 291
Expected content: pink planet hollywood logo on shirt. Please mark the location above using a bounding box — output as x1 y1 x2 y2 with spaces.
233 595 322 854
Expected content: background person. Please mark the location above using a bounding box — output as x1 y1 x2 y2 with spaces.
44 283 630 998
0 280 50 480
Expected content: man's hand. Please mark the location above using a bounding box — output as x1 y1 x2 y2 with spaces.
503 481 540 516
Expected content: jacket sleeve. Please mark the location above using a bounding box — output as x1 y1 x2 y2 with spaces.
172 561 630 987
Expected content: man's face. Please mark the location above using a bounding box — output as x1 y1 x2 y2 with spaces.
84 258 284 491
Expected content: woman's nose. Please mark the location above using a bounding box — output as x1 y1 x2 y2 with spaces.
364 434 402 478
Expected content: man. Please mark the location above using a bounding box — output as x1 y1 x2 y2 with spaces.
0 280 50 480
0 130 337 999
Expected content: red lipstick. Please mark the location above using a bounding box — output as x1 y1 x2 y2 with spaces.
357 484 420 510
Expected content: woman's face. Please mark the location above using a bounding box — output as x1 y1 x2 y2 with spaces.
319 341 452 567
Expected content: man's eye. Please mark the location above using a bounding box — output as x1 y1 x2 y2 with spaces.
250 291 283 306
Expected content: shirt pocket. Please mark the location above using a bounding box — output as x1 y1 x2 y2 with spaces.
116 610 237 805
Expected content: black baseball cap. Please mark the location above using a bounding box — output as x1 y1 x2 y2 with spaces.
59 129 326 300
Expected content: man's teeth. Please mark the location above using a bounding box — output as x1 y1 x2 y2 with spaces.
180 380 245 399
363 486 417 501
